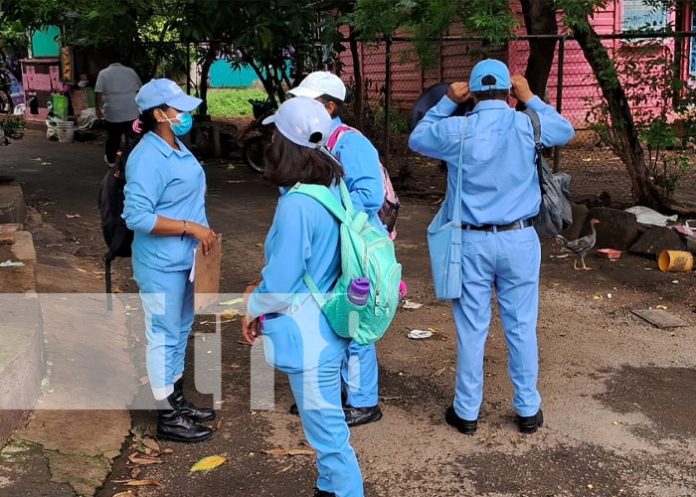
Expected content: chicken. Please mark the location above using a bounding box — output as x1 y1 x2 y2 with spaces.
554 219 600 270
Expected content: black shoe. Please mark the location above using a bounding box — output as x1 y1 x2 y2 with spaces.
517 409 544 434
313 489 336 497
344 405 382 427
172 378 216 422
156 394 213 443
445 405 477 435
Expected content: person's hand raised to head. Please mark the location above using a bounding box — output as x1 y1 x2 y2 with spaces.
511 75 534 104
447 82 471 104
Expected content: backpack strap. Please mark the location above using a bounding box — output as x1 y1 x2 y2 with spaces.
522 108 545 193
326 124 358 151
288 181 350 224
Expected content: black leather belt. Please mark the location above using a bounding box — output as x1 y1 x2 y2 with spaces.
462 218 534 232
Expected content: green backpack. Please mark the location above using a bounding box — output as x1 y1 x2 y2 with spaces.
289 180 402 345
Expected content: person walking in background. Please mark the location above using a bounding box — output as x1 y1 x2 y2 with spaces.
287 71 385 428
242 97 365 497
123 79 218 443
409 60 575 435
95 57 142 167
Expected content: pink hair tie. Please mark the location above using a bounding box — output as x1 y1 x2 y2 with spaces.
132 119 143 134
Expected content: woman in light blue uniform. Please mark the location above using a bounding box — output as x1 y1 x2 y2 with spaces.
242 97 364 497
123 79 218 443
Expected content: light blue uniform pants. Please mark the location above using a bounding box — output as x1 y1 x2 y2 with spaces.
134 264 194 400
288 351 365 497
342 342 379 408
452 226 542 421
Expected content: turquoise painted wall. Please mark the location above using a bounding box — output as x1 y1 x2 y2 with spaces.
31 26 61 58
209 60 259 88
209 59 293 88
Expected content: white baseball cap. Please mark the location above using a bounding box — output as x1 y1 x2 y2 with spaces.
262 96 333 149
288 71 346 102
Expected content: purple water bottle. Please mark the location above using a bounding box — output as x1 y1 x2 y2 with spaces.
348 277 370 306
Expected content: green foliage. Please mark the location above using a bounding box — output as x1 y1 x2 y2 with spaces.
206 88 268 117
0 114 24 138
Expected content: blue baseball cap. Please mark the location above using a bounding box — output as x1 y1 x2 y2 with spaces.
469 59 511 92
262 96 333 149
135 78 202 112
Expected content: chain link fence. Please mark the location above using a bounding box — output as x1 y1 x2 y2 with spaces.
334 33 696 208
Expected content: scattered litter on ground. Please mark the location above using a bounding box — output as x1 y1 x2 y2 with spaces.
625 206 678 227
402 300 424 310
631 308 689 329
596 248 622 260
113 492 134 497
262 448 314 458
656 304 668 310
407 329 433 340
190 455 228 472
0 260 25 268
65 213 81 219
227 164 236 171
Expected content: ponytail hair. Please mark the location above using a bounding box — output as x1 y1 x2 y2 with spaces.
137 104 169 134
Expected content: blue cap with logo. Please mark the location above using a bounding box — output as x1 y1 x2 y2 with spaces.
469 59 511 92
135 78 202 112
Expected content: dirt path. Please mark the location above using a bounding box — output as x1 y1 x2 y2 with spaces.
2 130 695 497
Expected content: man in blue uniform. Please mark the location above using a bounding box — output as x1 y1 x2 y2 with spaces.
409 59 574 434
288 72 385 427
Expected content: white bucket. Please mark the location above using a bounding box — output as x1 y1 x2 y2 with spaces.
56 121 75 143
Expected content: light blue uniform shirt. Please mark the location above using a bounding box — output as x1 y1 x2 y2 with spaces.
122 131 208 272
330 117 386 234
409 95 575 226
248 186 347 372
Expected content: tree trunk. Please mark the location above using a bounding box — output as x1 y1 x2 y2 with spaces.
349 26 364 130
519 0 558 105
572 21 664 208
198 42 219 116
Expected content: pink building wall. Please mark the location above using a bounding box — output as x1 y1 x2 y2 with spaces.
338 2 687 129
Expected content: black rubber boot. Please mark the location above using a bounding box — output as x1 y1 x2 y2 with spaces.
156 393 214 443
172 377 216 422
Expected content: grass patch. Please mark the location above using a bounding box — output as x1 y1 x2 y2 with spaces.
206 88 268 117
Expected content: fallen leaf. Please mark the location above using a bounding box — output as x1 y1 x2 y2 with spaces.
130 467 141 479
214 418 224 431
190 455 227 472
128 454 163 465
65 213 81 219
139 375 149 386
262 448 315 458
125 479 162 487
276 464 294 474
113 492 134 497
142 438 160 453
161 447 174 455
75 267 88 273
